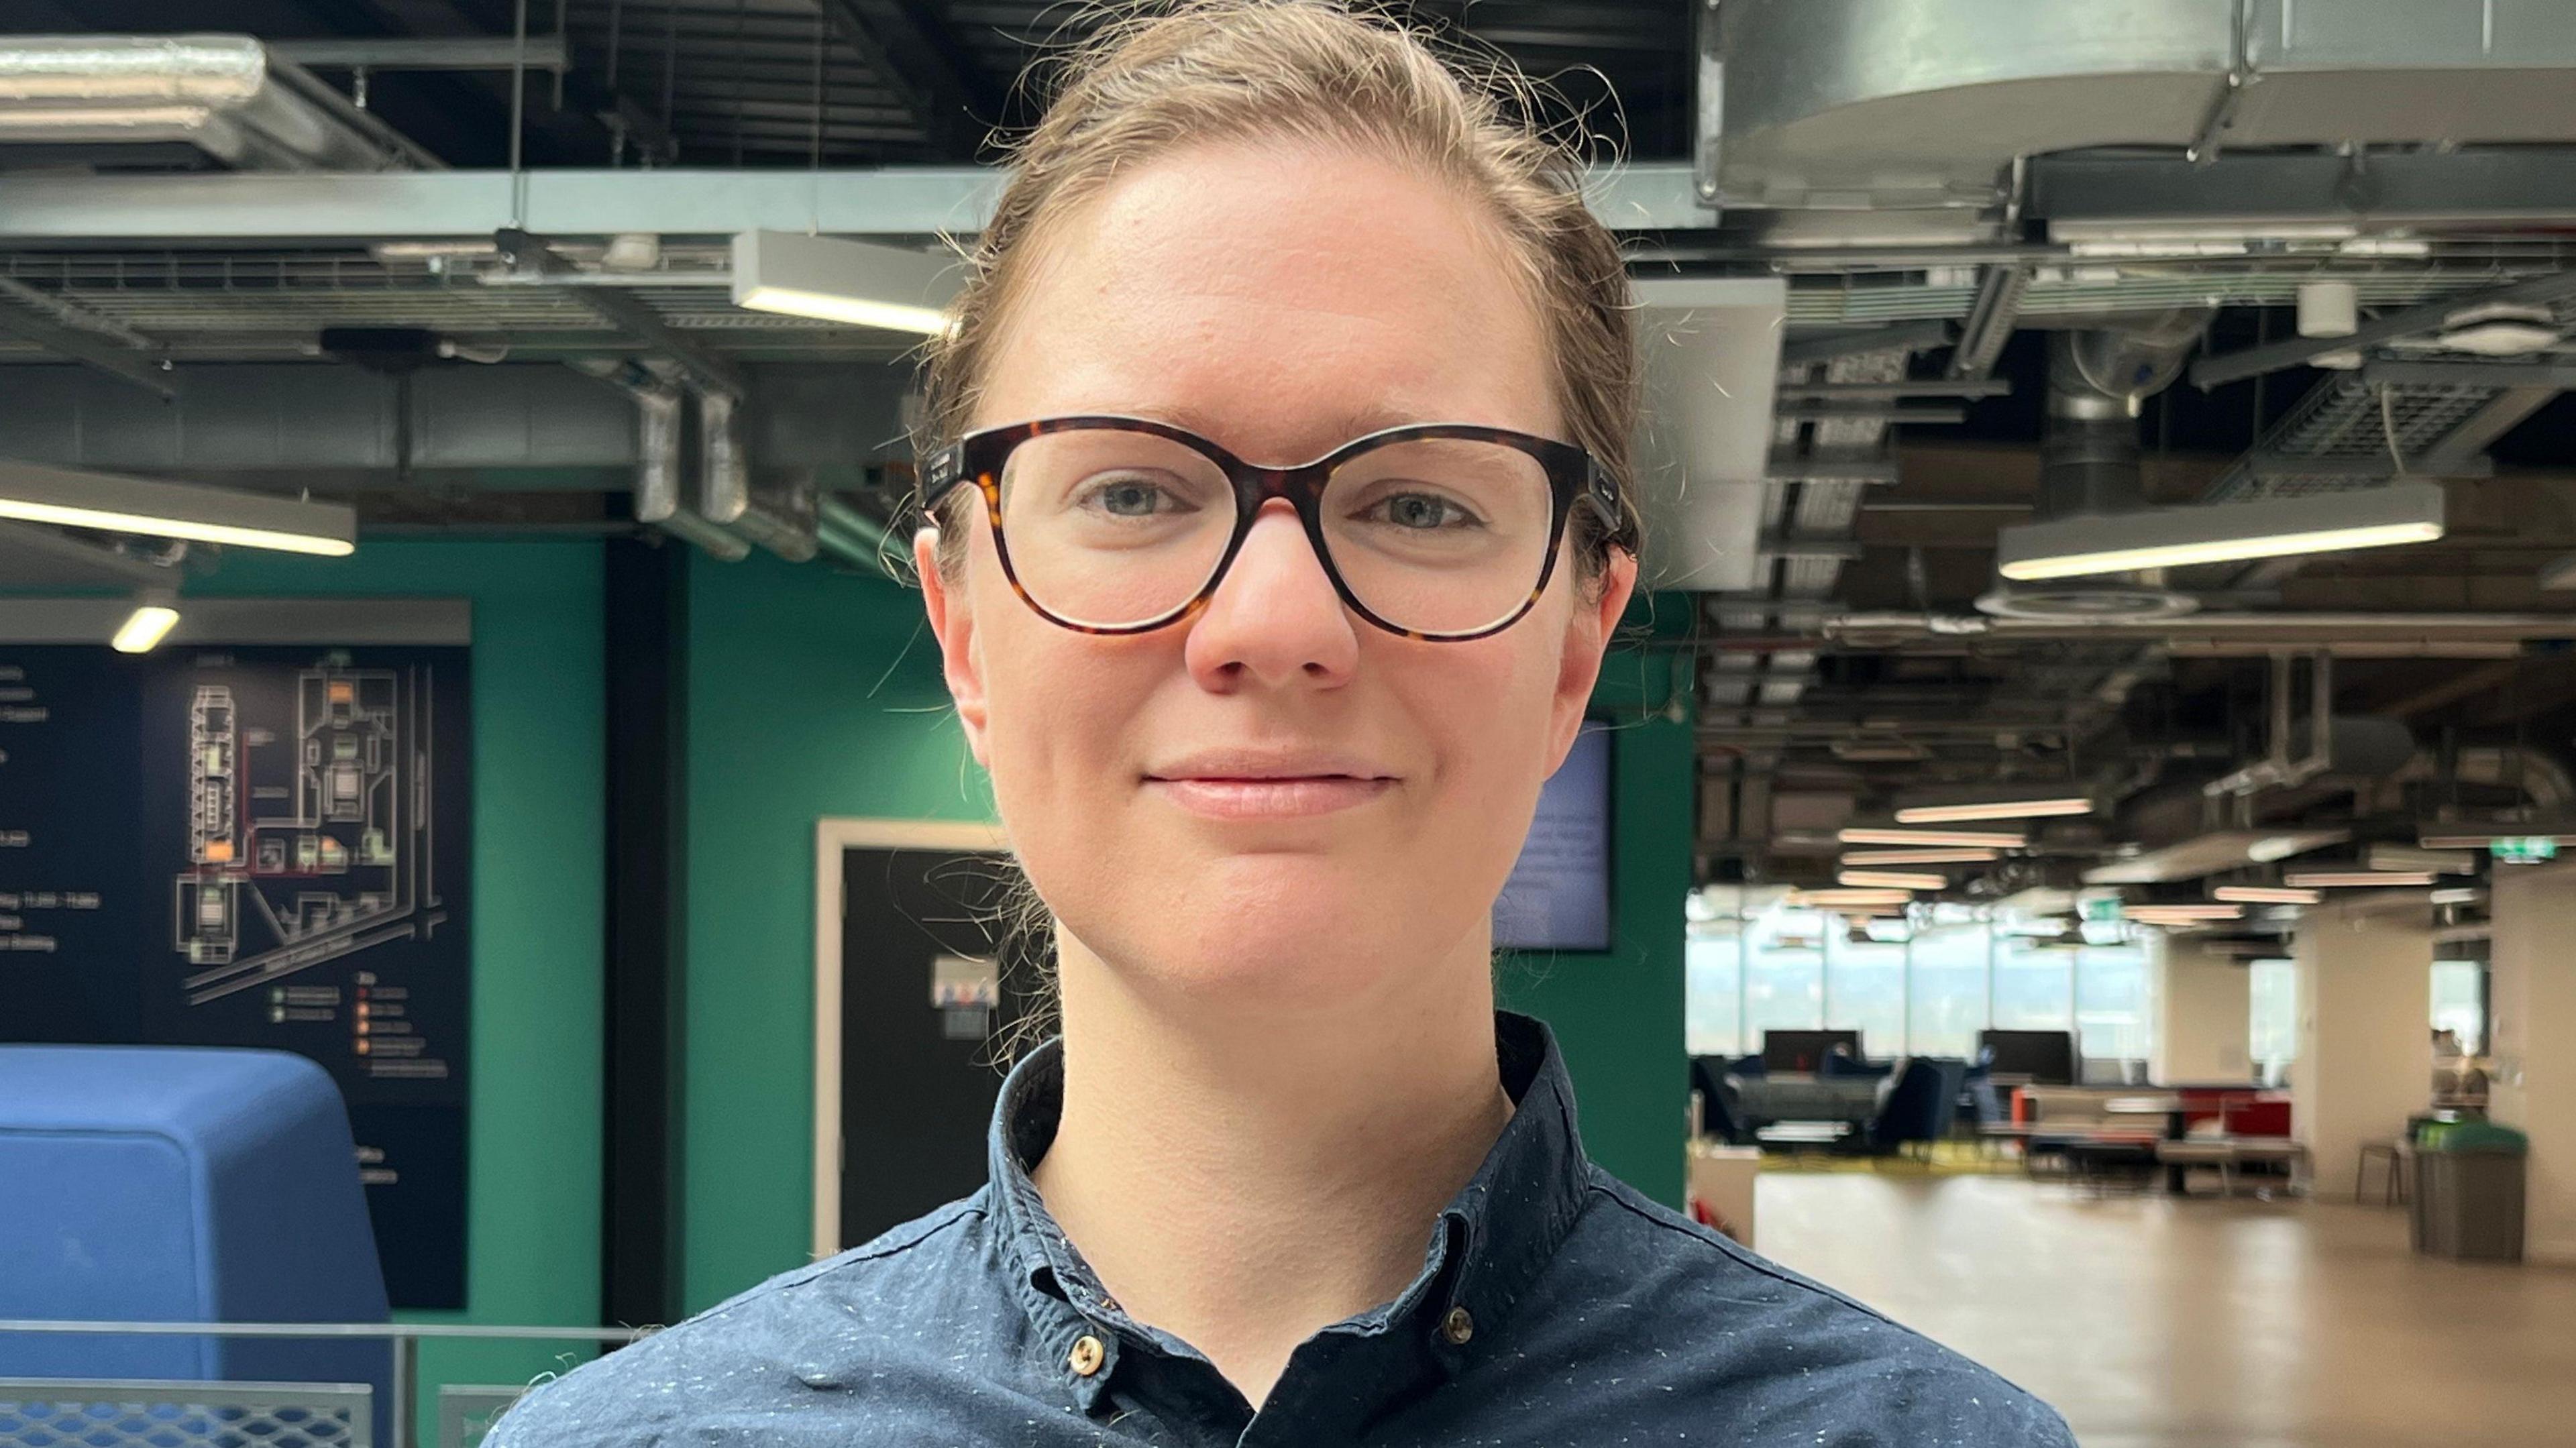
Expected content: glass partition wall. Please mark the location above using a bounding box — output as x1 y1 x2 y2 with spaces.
1686 895 2152 1081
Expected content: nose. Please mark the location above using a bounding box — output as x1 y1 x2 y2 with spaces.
1183 498 1359 691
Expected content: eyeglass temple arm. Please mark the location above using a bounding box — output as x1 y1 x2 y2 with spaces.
918 443 967 509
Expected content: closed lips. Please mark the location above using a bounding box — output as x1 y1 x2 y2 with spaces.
1142 753 1397 818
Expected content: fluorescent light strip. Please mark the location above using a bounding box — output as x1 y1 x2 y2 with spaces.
2212 885 2323 905
1837 827 2028 848
1839 869 1947 890
2418 832 2576 850
0 461 356 557
1893 797 2092 824
2283 870 2439 888
733 283 953 335
1996 482 2446 582
111 604 179 654
1788 888 1916 909
2123 904 2243 920
731 230 962 337
1840 848 2001 866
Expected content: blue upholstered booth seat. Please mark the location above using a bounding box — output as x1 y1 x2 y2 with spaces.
0 1045 392 1433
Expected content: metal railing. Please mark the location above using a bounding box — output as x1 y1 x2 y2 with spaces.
0 1320 655 1448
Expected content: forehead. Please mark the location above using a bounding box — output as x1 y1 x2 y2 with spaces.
973 138 1559 465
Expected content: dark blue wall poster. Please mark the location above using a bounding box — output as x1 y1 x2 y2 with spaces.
0 643 470 1309
1492 722 1615 953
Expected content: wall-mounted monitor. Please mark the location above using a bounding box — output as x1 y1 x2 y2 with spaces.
1493 722 1614 953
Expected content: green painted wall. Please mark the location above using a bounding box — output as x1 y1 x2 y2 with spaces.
195 543 607 1433
674 563 1693 1306
1496 625 1695 1209
679 553 992 1313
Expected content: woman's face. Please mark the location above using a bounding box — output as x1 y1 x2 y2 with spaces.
920 138 1635 1013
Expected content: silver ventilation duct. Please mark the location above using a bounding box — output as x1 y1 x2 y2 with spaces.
1708 0 2576 229
1979 313 2208 622
0 36 437 171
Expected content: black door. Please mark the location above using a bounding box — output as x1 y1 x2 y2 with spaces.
835 846 1035 1251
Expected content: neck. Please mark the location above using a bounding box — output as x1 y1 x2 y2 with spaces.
1028 926 1513 1410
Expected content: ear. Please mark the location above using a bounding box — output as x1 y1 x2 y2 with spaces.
1546 549 1639 771
915 526 993 768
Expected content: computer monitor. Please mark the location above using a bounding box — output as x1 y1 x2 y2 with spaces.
1492 722 1613 952
1762 1029 1862 1073
1980 1029 2077 1085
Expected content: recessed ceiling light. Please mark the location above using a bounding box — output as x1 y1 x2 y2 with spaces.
111 592 180 654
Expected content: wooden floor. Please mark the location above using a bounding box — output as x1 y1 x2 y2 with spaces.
1754 1171 2576 1448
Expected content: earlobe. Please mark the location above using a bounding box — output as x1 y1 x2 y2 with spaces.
915 526 993 767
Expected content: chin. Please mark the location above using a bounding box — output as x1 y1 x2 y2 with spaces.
1083 850 1481 1013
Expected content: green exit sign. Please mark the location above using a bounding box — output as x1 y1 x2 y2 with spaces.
2493 837 2561 865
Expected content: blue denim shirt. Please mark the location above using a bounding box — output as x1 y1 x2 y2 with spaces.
491 1011 2073 1445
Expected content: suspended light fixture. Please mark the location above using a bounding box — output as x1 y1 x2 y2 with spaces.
2362 843 2476 875
1838 869 1947 891
731 229 962 335
1995 481 2445 582
0 461 354 556
1893 784 2094 825
1837 826 2028 848
2284 869 2439 889
1787 887 1917 909
2123 903 2243 923
1840 848 2001 866
2212 885 2323 905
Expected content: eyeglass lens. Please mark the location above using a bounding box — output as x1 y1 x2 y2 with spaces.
995 427 1556 635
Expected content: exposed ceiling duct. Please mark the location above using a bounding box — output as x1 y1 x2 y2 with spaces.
1980 315 2208 622
1704 0 2576 233
0 36 436 172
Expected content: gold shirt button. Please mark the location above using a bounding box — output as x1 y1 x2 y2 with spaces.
1440 1306 1475 1345
1068 1333 1107 1378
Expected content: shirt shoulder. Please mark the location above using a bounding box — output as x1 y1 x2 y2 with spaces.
482 1192 998 1448
1559 1166 2077 1447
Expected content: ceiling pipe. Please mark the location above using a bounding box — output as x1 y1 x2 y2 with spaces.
2206 654 2334 799
0 36 437 170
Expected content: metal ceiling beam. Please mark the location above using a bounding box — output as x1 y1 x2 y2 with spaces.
492 228 747 397
2361 359 2576 390
0 162 1707 241
1780 321 1955 367
1776 380 2009 402
0 301 175 400
814 0 1004 159
2191 270 2576 388
2033 148 2576 232
271 37 573 70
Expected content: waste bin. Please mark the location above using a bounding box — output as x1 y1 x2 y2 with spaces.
2410 1121 2528 1263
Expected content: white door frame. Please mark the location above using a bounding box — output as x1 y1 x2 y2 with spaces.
811 816 1012 1262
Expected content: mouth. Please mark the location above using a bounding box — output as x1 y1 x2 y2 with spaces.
1142 753 1399 820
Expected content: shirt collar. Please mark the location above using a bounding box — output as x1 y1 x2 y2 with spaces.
985 1009 1593 1404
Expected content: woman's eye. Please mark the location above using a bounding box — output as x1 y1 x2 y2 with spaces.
1368 492 1480 530
1077 476 1187 516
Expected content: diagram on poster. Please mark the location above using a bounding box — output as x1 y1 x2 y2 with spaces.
173 667 445 1014
0 643 470 1308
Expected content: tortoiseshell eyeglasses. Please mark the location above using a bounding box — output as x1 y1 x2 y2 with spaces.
918 414 1627 642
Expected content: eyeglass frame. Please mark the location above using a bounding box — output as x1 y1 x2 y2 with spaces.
918 413 1632 642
